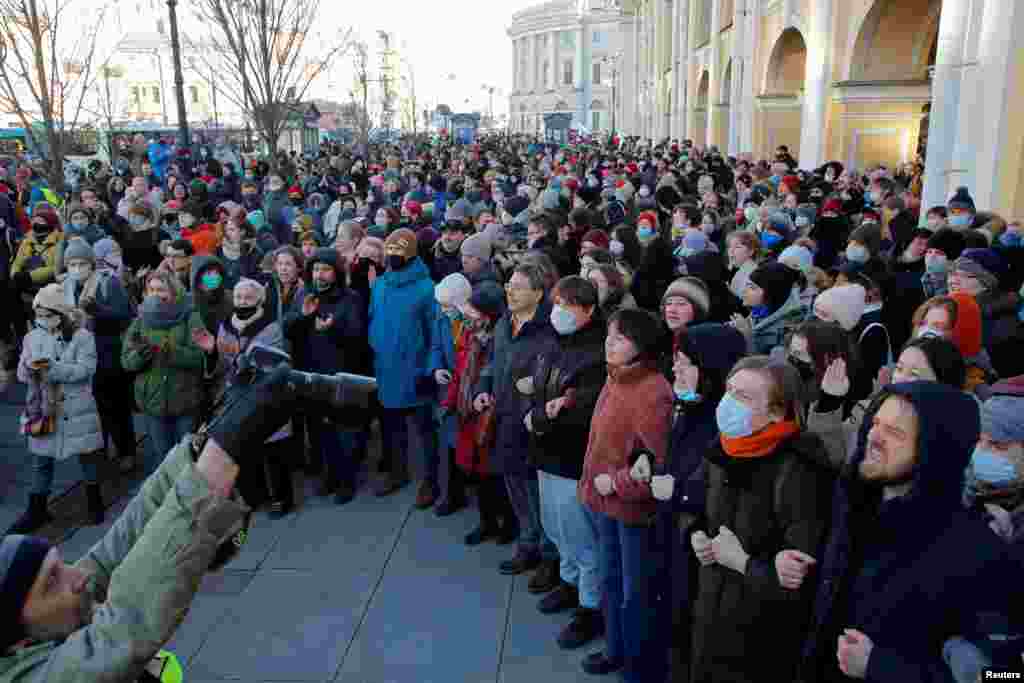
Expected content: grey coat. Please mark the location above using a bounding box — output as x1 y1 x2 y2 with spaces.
17 328 103 460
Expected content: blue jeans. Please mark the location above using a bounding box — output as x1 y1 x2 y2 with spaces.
309 415 358 487
589 508 666 683
379 405 437 482
944 637 992 683
505 471 558 561
538 471 601 608
144 414 194 475
32 454 99 495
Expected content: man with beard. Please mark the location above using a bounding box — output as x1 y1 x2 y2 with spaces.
795 382 1022 682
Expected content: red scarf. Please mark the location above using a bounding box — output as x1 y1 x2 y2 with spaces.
720 420 799 459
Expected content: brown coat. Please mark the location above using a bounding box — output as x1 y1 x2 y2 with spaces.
689 431 835 683
578 362 673 525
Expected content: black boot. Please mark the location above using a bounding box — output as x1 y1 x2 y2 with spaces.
86 483 104 526
7 493 53 535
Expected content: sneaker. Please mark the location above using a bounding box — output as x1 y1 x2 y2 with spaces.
464 525 498 546
528 558 560 594
580 651 622 676
537 582 579 614
557 607 604 649
414 480 437 509
334 483 355 506
268 500 293 519
499 550 541 575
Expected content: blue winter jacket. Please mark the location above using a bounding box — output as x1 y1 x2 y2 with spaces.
368 257 437 409
427 302 459 450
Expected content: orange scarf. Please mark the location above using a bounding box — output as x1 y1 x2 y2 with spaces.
720 420 800 459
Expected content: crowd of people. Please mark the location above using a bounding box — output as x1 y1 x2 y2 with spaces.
1 132 1023 682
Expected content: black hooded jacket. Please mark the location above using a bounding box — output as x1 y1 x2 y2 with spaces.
800 382 1023 683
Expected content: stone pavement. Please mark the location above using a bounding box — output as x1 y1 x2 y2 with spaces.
1 380 608 683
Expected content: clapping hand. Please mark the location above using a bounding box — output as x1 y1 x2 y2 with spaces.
302 294 319 317
545 395 570 419
672 352 700 394
821 359 850 398
651 474 675 501
729 313 753 338
629 453 652 483
434 369 453 385
691 530 715 566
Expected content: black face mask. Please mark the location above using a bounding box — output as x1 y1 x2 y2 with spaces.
32 224 51 236
788 356 816 383
234 304 260 321
387 254 407 271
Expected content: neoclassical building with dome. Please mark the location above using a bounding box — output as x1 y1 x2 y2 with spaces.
508 0 1024 219
507 0 625 135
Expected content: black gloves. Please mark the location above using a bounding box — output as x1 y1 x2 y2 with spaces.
13 271 33 292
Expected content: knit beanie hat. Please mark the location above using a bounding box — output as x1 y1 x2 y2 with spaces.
778 244 814 274
0 535 53 653
504 196 529 217
948 292 983 358
404 200 423 218
822 198 843 214
32 283 69 315
814 284 867 331
93 238 119 264
34 209 60 231
385 228 418 260
749 262 800 314
661 276 711 322
417 226 439 251
980 396 1024 443
849 223 882 258
953 248 1004 291
638 210 658 227
468 280 506 319
63 237 95 265
926 228 966 260
581 229 610 250
460 233 492 262
307 247 340 273
288 185 303 199
435 272 472 307
948 186 976 213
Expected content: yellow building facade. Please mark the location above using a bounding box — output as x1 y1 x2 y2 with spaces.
614 0 1024 218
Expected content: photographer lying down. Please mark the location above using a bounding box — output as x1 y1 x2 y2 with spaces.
0 345 376 683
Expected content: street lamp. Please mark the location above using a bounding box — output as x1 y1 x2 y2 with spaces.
600 51 622 134
481 84 501 128
166 0 190 149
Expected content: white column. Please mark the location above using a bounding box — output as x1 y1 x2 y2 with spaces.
678 0 690 141
653 0 662 139
549 30 558 91
727 0 744 155
740 0 757 155
670 0 681 139
634 10 642 137
920 0 971 216
965 0 1024 211
534 34 543 93
798 0 832 169
620 16 636 134
949 0 986 199
706 0 720 149
512 39 520 93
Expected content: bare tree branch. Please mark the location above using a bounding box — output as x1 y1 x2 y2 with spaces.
189 0 352 167
0 0 113 192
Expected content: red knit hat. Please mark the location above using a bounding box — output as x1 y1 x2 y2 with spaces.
781 175 801 192
822 198 843 214
949 292 983 358
638 210 658 228
403 200 422 217
581 229 610 250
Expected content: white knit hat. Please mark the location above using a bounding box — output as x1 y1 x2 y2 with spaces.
435 272 472 307
814 284 867 331
32 283 70 315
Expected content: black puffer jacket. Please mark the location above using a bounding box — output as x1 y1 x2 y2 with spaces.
527 317 607 480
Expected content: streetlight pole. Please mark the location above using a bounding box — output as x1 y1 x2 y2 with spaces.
166 0 190 149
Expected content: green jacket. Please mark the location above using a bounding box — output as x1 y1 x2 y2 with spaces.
0 443 248 683
121 311 206 417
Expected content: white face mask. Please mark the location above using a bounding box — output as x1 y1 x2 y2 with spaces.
66 262 93 282
917 326 945 340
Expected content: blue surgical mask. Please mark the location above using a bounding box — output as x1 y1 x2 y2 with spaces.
549 305 579 336
638 226 655 241
864 191 876 205
675 389 700 403
761 232 783 248
949 214 971 228
925 254 948 274
200 271 223 290
750 304 772 320
999 231 1021 248
971 447 1017 486
716 393 755 438
846 244 870 264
